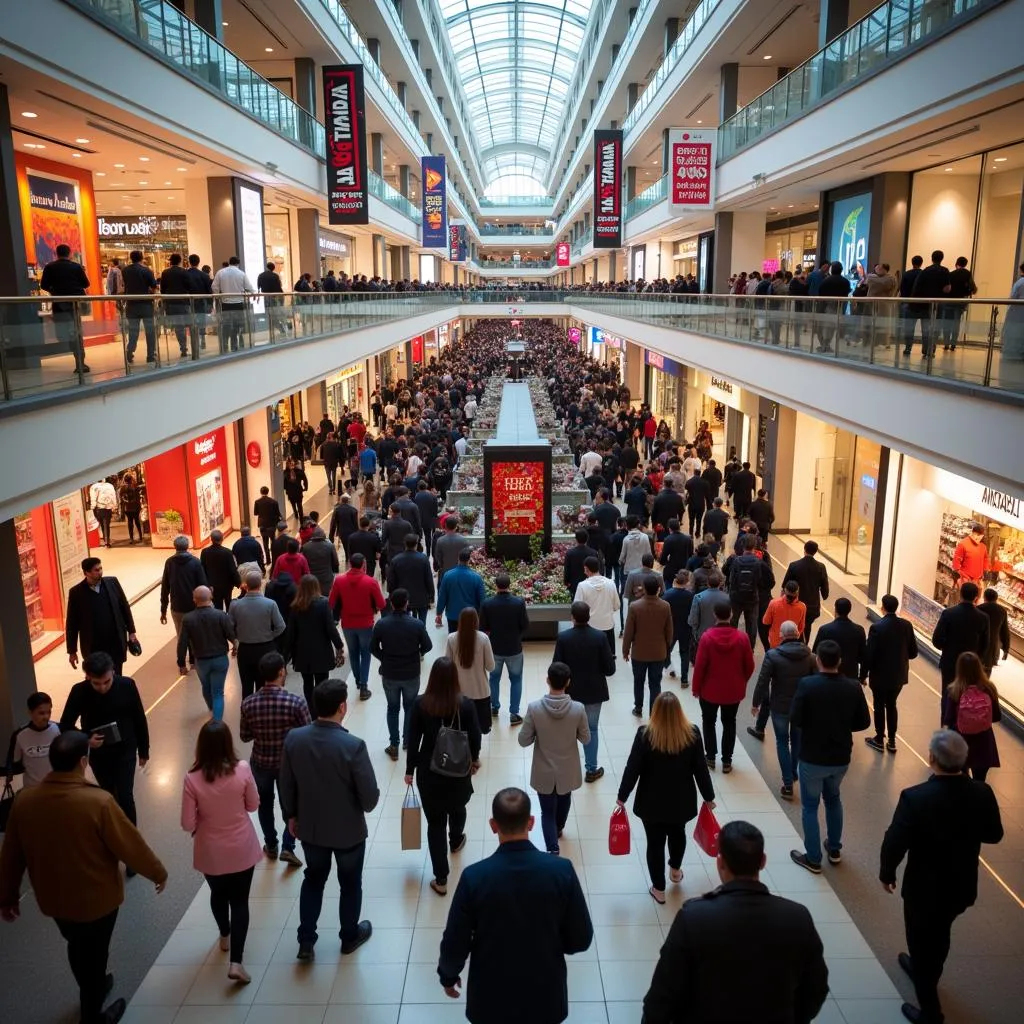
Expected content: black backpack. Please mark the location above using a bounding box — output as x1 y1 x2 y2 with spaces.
732 559 758 602
430 710 472 778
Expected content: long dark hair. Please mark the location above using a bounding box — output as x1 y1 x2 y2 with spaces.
291 573 322 613
456 607 478 669
190 720 239 783
419 656 460 719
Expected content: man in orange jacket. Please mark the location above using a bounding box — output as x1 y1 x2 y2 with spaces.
952 523 989 586
763 581 807 649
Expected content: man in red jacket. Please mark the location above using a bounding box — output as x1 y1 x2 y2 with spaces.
952 522 989 587
692 600 755 773
328 552 385 700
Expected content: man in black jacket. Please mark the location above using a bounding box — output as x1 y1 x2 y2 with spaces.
748 489 775 540
479 574 530 725
729 462 756 520
700 459 723 502
862 593 919 753
328 494 359 557
387 535 435 623
393 487 423 541
253 486 283 563
159 537 207 664
199 529 241 611
158 252 192 358
121 249 158 364
381 504 414 571
643 820 828 1024
702 497 730 544
413 480 440 540
65 558 137 676
659 518 693 590
880 729 1003 1024
650 481 684 533
40 243 91 373
553 601 615 782
563 529 601 599
348 516 383 577
812 598 866 682
318 432 344 496
978 587 1010 673
684 469 709 538
727 534 773 647
370 589 432 761
231 525 266 575
931 581 989 721
911 249 951 358
783 541 830 643
438 788 592 1021
900 254 925 355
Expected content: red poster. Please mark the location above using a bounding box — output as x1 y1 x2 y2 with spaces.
186 428 231 544
410 335 424 363
491 462 545 535
556 241 570 267
669 128 717 211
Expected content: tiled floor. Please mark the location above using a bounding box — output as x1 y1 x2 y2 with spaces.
124 641 905 1024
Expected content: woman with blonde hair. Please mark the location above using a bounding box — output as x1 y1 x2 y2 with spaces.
445 607 495 735
942 651 1002 782
617 691 716 903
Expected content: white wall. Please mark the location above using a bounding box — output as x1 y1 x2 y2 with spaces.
786 412 835 530
730 211 768 275
906 170 980 267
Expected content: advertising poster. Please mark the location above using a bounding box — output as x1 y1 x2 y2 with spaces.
491 461 546 535
51 491 89 604
235 181 265 313
567 326 582 344
828 192 872 284
185 428 231 543
410 335 424 363
668 129 717 212
322 65 370 225
421 156 447 248
448 222 467 262
592 130 623 248
27 172 84 269
556 241 571 266
194 468 225 542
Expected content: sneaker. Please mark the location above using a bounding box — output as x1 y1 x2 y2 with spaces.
359 688 372 701
632 706 642 718
263 843 279 860
706 757 716 771
886 741 898 753
341 920 373 954
780 784 793 799
864 735 885 752
648 886 666 905
280 849 303 868
585 767 605 783
430 879 448 896
827 849 842 866
227 963 251 984
746 727 765 741
509 714 523 726
296 942 315 961
491 707 499 718
450 834 467 854
790 850 822 874
680 679 690 689
384 745 399 761
722 761 733 774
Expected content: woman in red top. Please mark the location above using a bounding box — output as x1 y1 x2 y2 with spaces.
642 414 658 459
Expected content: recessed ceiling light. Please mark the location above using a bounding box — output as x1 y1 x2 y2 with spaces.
75 137 90 144
72 153 82 158
763 55 772 60
122 205 132 210
139 156 150 161
787 204 794 208
21 111 38 118
114 163 125 168
176 167 187 172
164 180 172 185
138 180 148 185
222 20 228 26
696 120 702 124
944 167 953 172
265 47 274 52
994 157 1008 162
95 172 106 176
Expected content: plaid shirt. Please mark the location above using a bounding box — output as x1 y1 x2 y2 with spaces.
239 686 311 770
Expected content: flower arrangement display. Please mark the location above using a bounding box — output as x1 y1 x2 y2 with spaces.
469 543 572 605
555 504 592 530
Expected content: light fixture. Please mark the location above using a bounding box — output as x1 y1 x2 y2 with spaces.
265 47 274 52
176 166 187 172
114 162 125 168
95 171 106 177
75 137 90 144
763 55 772 60
222 20 228 26
696 120 703 124
72 153 82 158
21 111 38 118
138 180 148 185
994 157 1008 162
787 204 794 208
139 156 150 162
164 180 172 185
944 167 953 172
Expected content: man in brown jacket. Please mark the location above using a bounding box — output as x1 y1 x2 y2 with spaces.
0 730 167 1024
622 576 674 718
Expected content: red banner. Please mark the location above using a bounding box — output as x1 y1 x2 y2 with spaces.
556 241 570 266
323 65 369 225
593 129 623 248
410 335 424 363
491 461 546 535
668 128 717 212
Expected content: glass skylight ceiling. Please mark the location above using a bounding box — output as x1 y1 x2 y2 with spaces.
440 0 594 192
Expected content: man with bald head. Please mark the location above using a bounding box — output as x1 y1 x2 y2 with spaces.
177 585 236 719
229 572 286 698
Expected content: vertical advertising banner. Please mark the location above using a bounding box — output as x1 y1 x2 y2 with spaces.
567 326 582 344
556 241 571 266
323 65 370 225
592 130 623 248
490 461 547 535
421 155 448 248
27 173 85 269
668 128 717 213
827 192 872 284
448 221 467 262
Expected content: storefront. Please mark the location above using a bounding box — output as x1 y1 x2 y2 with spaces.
764 214 818 275
644 350 683 438
326 363 366 423
97 214 188 279
319 228 353 279
673 237 698 279
693 371 757 469
423 328 439 364
264 211 292 289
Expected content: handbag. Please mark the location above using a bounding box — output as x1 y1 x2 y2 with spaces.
608 805 631 856
400 785 422 850
430 710 472 778
693 801 721 857
0 780 16 833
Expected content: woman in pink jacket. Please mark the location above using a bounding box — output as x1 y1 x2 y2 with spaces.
181 720 263 984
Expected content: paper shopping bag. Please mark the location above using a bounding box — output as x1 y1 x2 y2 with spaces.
401 785 422 850
693 801 721 857
608 805 631 856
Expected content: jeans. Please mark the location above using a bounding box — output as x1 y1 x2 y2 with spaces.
412 607 429 626
798 761 849 864
419 779 469 884
383 677 420 746
325 464 337 493
771 711 801 786
298 840 366 946
55 909 118 1024
631 660 663 713
664 635 690 683
90 748 137 825
700 699 739 763
197 654 229 720
343 627 373 688
538 790 572 854
251 764 295 851
582 702 603 772
904 899 960 1022
205 866 254 963
641 819 686 892
489 652 524 715
220 305 246 351
94 508 113 545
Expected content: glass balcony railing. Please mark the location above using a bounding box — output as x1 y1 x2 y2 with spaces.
624 175 668 221
479 197 555 207
478 226 554 237
475 260 555 269
369 172 419 221
69 0 324 156
719 0 999 160
572 228 593 255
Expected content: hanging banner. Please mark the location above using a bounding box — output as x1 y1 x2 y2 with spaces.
421 155 447 248
27 172 85 269
668 128 717 213
448 221 467 262
593 130 623 248
323 65 369 225
556 241 571 267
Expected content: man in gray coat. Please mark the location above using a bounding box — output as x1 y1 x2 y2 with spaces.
301 527 340 596
280 678 380 961
518 662 590 855
433 514 470 585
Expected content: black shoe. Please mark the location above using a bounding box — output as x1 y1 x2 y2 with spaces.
706 757 716 771
887 741 898 753
359 688 372 701
101 997 126 1023
902 348 912 356
104 973 114 997
722 761 733 774
827 848 842 866
263 843 279 860
631 706 642 718
450 834 467 854
790 850 822 874
296 942 315 961
384 745 399 761
509 714 523 726
865 735 885 752
341 920 372 954
780 784 793 800
898 952 914 980
125 867 137 878
900 1004 928 1023
746 727 764 741
585 767 605 783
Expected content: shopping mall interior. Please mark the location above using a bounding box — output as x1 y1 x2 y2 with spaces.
1 0 1023 1022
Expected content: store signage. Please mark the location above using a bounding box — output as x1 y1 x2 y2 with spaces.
246 441 262 468
27 171 84 268
591 327 605 345
323 64 369 225
318 230 351 256
491 461 546 535
98 215 187 237
762 258 780 275
668 128 717 212
52 491 89 604
603 334 622 349
421 155 447 248
235 181 265 303
802 250 817 265
828 191 872 283
411 335 424 363
448 222 467 262
193 434 219 467
328 363 363 384
675 239 698 260
556 241 570 267
592 129 623 248
645 350 680 374
980 486 1024 526
567 326 581 344
710 376 734 394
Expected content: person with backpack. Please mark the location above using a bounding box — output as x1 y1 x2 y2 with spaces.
727 534 773 647
941 652 1001 783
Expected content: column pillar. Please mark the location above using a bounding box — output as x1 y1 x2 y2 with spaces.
0 519 36 739
194 0 224 39
720 62 739 122
366 38 381 65
626 82 640 113
662 128 671 174
397 81 408 108
372 234 386 278
370 133 384 176
206 177 239 269
624 166 637 201
609 251 617 280
869 172 911 268
390 247 403 280
401 246 411 280
0 85 31 300
294 56 316 148
296 208 320 282
398 165 411 197
183 177 213 266
819 0 850 48
664 17 678 54
712 210 766 292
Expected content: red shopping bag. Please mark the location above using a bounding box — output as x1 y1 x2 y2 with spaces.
693 802 721 857
608 805 631 856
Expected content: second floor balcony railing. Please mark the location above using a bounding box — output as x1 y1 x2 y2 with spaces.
624 175 668 221
477 225 555 237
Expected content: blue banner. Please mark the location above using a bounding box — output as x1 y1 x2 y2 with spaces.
421 156 447 249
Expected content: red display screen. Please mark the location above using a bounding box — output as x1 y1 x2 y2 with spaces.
491 462 545 535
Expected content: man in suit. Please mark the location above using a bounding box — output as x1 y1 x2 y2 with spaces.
392 487 423 542
978 587 1010 674
783 541 830 642
381 503 414 572
659 518 693 590
386 534 435 624
729 461 757 520
437 787 593 1023
199 529 241 611
748 489 775 540
643 820 828 1024
40 243 91 374
563 529 601 599
931 581 989 721
253 486 283 564
812 598 866 681
348 516 383 577
413 480 440 540
480 574 530 726
703 497 730 545
880 729 1003 1024
65 558 137 676
862 594 919 753
650 481 684 534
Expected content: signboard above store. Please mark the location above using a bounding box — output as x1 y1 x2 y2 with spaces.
98 215 187 237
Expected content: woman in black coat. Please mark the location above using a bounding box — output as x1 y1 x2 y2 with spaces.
283 459 308 520
283 574 344 714
617 691 715 904
405 657 482 897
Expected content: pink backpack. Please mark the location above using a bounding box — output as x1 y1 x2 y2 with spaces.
956 686 992 735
